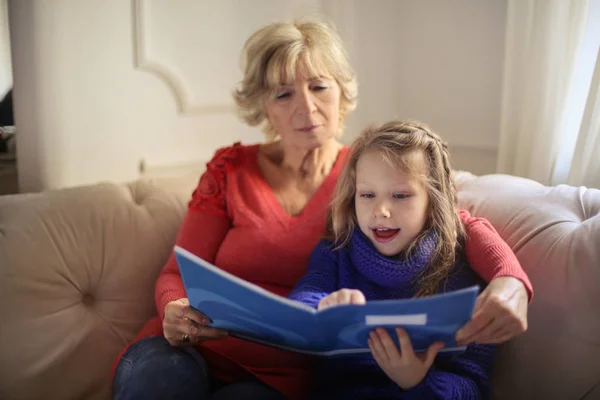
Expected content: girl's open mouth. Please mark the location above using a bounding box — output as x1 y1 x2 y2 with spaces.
372 228 400 243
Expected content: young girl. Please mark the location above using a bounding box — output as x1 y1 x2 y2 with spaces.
288 120 495 399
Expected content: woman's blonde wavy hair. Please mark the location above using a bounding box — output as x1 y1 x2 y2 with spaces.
232 19 358 140
327 120 465 297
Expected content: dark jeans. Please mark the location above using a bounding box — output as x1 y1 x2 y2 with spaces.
113 336 287 400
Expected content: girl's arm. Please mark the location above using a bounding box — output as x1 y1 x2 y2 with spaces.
287 240 339 308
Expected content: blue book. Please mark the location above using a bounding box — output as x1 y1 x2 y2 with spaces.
174 245 479 357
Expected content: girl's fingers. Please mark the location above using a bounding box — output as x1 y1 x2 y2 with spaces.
317 297 328 310
395 328 415 359
350 290 366 305
422 341 444 366
377 328 400 360
369 330 388 364
318 289 366 310
339 290 352 304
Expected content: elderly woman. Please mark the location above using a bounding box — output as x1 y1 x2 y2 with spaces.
112 19 532 400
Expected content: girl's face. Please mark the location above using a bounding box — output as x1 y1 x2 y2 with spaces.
264 70 341 151
354 149 430 257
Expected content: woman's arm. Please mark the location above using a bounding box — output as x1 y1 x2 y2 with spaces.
460 209 533 299
287 240 340 308
457 209 531 345
155 144 241 320
155 212 230 320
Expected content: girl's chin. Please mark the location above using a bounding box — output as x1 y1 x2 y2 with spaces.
375 246 402 257
370 238 406 257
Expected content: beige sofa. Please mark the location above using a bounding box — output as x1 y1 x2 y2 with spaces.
0 171 599 400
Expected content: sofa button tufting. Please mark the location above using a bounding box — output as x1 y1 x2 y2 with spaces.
82 294 94 306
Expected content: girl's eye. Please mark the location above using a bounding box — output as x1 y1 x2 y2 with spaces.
360 193 375 199
312 85 327 91
393 193 408 199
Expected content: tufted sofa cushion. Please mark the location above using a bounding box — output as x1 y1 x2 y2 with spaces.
455 171 600 400
0 176 198 400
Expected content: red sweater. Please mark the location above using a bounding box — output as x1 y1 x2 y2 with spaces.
113 142 532 400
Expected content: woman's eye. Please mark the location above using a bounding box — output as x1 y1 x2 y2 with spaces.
312 85 327 91
276 92 290 100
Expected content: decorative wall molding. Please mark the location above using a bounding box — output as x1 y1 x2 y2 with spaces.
131 0 235 116
131 0 332 117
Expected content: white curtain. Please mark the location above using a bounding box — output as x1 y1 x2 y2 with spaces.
565 53 600 188
497 0 600 188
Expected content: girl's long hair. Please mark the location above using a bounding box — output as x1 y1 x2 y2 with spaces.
327 120 464 297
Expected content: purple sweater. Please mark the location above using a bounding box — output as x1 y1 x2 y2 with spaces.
288 229 495 399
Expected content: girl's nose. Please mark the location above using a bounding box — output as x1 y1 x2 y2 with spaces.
373 202 391 219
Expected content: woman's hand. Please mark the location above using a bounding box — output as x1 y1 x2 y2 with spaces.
369 327 444 390
163 298 228 346
317 289 366 310
456 276 528 346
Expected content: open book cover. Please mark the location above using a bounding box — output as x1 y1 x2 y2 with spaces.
174 245 479 357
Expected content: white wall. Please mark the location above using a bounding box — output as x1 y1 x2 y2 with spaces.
340 0 507 175
9 0 506 192
0 0 11 98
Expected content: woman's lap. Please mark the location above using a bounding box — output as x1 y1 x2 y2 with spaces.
112 336 286 400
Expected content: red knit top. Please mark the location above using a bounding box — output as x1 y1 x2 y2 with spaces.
113 142 533 400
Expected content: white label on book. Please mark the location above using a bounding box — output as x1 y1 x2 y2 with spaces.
365 314 427 326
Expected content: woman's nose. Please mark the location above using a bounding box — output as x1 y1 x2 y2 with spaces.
295 89 317 114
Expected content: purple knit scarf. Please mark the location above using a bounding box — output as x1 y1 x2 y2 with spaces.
349 228 437 289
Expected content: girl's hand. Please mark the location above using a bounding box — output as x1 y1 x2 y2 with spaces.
369 327 444 390
163 298 228 346
317 289 366 310
456 276 528 346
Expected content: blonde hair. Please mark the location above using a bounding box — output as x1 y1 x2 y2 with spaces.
233 19 358 140
328 120 465 297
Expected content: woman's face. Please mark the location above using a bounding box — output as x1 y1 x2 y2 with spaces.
264 70 341 151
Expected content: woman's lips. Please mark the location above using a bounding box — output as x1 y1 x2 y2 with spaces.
298 125 320 132
372 228 400 243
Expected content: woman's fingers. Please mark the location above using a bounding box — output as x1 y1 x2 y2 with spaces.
163 298 226 346
197 326 228 339
176 298 210 325
455 309 494 346
473 322 517 344
165 320 227 346
457 277 528 346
